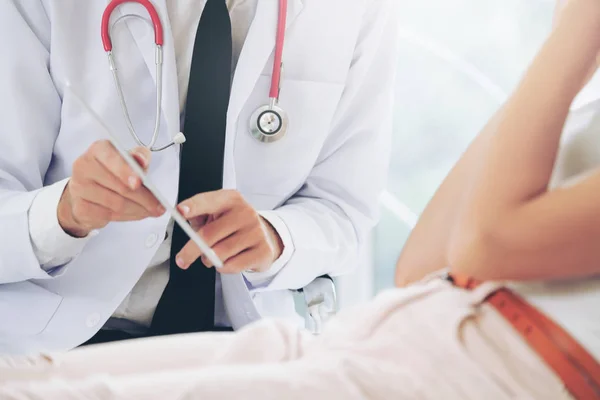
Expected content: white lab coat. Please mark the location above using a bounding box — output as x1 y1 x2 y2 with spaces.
0 0 398 354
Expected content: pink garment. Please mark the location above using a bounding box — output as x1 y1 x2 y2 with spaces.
0 279 573 399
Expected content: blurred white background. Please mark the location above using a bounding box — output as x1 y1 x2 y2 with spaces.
335 0 569 308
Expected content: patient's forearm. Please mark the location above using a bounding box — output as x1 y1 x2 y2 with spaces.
449 0 600 281
468 0 600 209
394 111 500 287
450 172 600 281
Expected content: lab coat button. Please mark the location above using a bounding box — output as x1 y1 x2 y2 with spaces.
145 233 158 248
86 313 101 328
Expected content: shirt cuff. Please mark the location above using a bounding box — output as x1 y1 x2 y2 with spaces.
243 210 295 288
28 178 97 270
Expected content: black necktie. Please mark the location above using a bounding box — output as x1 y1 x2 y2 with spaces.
150 0 232 335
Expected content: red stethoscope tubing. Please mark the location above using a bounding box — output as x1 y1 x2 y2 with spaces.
101 0 287 101
270 0 288 100
101 0 164 52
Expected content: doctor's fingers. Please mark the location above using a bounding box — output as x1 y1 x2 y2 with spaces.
79 157 164 215
68 199 112 230
87 140 151 190
204 234 265 273
176 208 259 268
74 183 155 220
70 199 149 231
204 228 272 273
177 224 259 270
219 247 269 274
178 189 247 218
195 209 255 247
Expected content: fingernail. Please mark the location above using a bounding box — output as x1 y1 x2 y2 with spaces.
179 205 190 217
137 152 148 168
157 205 165 214
134 151 147 168
176 256 185 269
128 176 138 189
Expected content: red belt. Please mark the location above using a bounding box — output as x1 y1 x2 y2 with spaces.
447 273 600 400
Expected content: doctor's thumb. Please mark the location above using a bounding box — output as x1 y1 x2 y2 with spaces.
130 147 152 171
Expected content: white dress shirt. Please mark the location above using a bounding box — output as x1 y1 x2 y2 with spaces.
27 0 294 333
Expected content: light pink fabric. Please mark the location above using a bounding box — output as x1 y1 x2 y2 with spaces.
0 279 573 399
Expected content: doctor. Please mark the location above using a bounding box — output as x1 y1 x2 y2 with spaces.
0 0 397 354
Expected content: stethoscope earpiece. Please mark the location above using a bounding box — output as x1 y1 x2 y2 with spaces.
172 132 186 145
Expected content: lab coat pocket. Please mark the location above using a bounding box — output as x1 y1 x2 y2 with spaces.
0 281 62 336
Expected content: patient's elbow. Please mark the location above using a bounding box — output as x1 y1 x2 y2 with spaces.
446 223 506 281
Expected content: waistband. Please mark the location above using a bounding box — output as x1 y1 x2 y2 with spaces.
446 273 600 400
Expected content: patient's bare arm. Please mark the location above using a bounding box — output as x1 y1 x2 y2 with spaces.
394 112 500 287
448 0 600 282
397 0 600 286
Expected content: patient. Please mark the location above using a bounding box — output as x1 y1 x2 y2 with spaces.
2 0 600 398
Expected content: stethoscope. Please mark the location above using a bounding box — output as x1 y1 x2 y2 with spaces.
101 0 289 151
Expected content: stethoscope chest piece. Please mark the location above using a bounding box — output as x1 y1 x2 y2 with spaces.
248 0 289 144
250 103 288 143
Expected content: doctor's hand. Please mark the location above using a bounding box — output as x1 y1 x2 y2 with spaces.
57 140 165 238
175 190 284 274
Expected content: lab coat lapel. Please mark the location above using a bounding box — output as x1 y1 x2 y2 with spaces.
228 0 304 122
106 0 180 137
